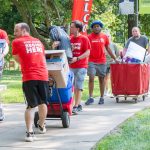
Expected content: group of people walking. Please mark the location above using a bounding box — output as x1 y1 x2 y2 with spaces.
69 20 118 114
0 19 149 142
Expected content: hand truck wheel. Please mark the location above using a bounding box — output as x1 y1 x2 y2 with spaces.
62 111 70 128
34 111 39 128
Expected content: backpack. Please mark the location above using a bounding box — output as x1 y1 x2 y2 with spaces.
49 26 73 59
0 39 6 76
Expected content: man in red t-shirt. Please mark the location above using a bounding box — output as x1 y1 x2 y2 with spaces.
69 20 90 114
85 20 117 105
0 29 9 77
12 23 49 142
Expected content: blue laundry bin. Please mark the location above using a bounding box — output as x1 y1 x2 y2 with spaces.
49 71 74 103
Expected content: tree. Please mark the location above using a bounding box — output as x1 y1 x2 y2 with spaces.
11 0 73 49
1 0 150 50
12 0 50 48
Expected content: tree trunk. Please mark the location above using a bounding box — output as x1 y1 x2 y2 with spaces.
12 0 50 49
128 14 136 38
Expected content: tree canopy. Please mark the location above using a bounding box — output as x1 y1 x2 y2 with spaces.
0 0 150 61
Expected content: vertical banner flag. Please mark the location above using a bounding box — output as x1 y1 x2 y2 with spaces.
72 0 93 34
139 0 150 14
119 0 134 15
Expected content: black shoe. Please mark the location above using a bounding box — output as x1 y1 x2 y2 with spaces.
77 104 82 112
98 97 104 105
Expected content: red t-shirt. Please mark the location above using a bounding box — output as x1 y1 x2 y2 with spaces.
88 32 109 64
69 34 90 68
0 29 9 44
12 36 48 82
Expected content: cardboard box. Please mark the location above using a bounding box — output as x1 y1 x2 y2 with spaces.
45 50 69 88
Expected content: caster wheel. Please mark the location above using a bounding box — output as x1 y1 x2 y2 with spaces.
142 95 145 101
116 97 119 103
134 98 137 103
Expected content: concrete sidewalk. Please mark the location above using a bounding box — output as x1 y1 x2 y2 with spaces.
0 97 150 150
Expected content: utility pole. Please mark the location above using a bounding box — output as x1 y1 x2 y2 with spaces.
135 0 139 27
128 0 138 38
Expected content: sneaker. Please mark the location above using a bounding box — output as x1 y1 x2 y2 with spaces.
72 106 78 115
0 105 4 121
110 94 114 98
85 97 94 105
98 97 104 105
77 104 82 112
37 123 46 134
104 90 108 96
25 132 36 142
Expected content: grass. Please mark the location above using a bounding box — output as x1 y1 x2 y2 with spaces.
95 108 150 150
82 76 100 101
0 71 100 103
0 70 24 103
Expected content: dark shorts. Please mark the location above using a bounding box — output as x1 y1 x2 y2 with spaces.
23 80 49 108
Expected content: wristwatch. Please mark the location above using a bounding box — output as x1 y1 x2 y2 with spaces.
77 57 80 61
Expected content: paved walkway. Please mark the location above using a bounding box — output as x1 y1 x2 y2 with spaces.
0 96 150 150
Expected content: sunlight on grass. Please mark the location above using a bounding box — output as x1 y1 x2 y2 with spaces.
0 70 24 103
0 70 100 103
0 71 101 103
95 108 150 150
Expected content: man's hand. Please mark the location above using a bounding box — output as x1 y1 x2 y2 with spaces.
52 41 60 49
114 58 120 63
69 57 78 64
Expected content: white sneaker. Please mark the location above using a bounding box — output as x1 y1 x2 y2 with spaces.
25 132 36 142
104 90 108 96
37 123 46 134
110 94 114 98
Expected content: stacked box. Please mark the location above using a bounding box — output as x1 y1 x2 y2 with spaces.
45 50 69 88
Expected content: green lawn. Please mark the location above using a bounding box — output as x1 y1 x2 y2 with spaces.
0 71 100 103
0 70 24 103
95 108 150 150
82 76 100 101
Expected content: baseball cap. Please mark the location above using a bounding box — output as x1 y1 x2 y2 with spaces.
90 20 104 28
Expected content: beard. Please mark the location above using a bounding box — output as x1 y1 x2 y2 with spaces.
94 29 101 34
133 35 140 39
